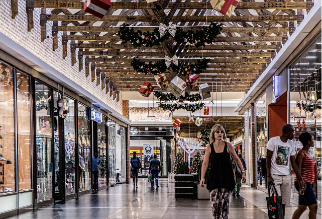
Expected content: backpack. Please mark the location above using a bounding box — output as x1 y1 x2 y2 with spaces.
131 157 140 168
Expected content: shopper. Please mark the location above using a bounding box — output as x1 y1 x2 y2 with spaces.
131 151 141 189
92 151 100 194
292 132 318 219
232 154 247 197
200 124 246 219
266 124 306 217
149 154 161 189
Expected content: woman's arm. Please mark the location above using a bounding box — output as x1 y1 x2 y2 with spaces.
228 143 246 183
200 144 211 187
294 151 305 193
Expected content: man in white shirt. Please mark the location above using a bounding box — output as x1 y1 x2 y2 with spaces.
266 124 305 217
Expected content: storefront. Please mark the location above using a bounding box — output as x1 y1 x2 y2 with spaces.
0 58 129 216
129 126 174 177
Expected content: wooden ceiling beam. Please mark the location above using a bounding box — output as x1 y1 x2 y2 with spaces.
76 43 278 50
45 15 302 22
57 26 291 33
34 1 310 10
83 51 272 58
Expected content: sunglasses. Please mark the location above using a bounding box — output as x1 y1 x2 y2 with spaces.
215 131 224 134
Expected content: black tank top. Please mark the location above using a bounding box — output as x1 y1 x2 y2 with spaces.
207 142 235 192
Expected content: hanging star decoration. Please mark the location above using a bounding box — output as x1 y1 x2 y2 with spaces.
188 112 194 122
117 22 222 48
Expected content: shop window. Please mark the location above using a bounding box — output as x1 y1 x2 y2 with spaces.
97 119 107 187
108 120 116 185
35 81 52 202
64 97 75 195
0 62 15 193
53 91 59 195
78 104 91 191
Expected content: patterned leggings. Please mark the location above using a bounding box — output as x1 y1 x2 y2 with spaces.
210 188 231 219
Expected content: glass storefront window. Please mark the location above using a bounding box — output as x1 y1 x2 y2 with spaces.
108 120 116 185
64 97 75 195
116 124 126 183
97 118 107 187
0 62 15 193
53 91 59 195
120 126 126 183
78 104 91 191
17 71 32 191
256 93 267 159
35 81 52 202
289 35 321 172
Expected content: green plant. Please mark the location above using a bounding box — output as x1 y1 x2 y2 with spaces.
174 153 189 174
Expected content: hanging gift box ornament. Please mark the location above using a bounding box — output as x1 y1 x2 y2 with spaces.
169 76 187 98
154 73 169 89
210 0 240 17
138 82 154 97
84 0 111 18
159 23 177 37
204 106 209 115
199 83 211 99
173 119 181 128
186 74 199 89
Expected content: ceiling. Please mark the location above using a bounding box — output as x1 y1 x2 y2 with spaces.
22 0 313 94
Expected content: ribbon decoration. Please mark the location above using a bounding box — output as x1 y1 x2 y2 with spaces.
159 23 177 37
165 55 178 68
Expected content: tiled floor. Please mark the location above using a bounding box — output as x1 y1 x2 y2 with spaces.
6 179 321 219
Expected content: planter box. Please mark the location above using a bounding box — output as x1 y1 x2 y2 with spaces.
197 184 210 200
174 174 197 199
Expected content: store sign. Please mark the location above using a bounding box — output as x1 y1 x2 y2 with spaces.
91 108 102 123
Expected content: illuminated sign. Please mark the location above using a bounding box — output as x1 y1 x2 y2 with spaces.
91 108 102 123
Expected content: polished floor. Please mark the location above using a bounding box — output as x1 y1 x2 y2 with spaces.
6 179 322 219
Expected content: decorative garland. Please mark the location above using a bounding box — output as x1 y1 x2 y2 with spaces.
158 102 205 113
117 22 222 48
131 58 209 76
154 91 202 102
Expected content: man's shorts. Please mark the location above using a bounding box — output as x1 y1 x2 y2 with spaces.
295 182 317 206
271 174 291 205
131 168 138 178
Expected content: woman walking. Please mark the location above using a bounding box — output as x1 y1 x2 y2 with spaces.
292 132 318 219
200 124 246 219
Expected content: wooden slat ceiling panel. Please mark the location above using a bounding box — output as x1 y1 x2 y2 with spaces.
26 0 312 93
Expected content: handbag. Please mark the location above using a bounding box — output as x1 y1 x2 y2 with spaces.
148 173 153 183
266 184 284 219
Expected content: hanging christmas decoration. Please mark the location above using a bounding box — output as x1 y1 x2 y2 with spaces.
204 106 210 115
84 0 111 18
138 82 154 97
169 76 187 98
131 58 209 76
297 119 301 129
302 119 306 129
146 0 158 2
210 0 239 17
173 119 181 128
117 22 222 48
158 102 205 113
154 91 202 102
186 74 199 89
159 23 177 37
195 117 203 126
199 83 211 99
154 73 169 89
188 112 194 122
165 55 179 68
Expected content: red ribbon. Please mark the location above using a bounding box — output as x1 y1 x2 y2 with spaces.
220 0 239 15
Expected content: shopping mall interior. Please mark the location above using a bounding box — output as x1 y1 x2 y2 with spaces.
0 0 321 218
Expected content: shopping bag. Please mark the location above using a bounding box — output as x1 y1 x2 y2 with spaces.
266 184 283 219
148 174 153 183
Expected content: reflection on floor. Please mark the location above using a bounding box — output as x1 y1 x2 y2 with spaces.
6 179 321 219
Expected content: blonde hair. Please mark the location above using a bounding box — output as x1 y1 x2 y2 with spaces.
209 124 226 143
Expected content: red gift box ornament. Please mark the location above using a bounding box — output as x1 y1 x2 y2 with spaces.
154 73 169 89
84 0 111 18
138 82 154 97
186 74 199 89
173 119 181 128
204 106 209 115
210 0 240 17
